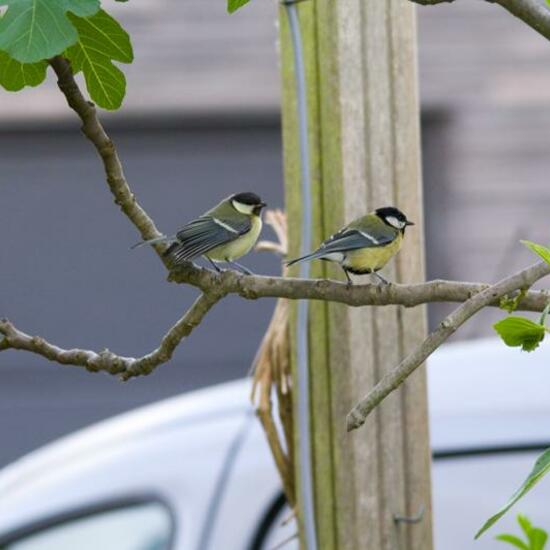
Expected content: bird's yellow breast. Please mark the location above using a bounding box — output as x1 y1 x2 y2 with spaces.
206 216 262 261
343 232 403 273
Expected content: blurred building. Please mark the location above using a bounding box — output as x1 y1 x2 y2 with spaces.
1 0 550 465
418 0 550 334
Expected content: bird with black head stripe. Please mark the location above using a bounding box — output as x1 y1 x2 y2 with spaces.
133 192 266 274
287 206 414 285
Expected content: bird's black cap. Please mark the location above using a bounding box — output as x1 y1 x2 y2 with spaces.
232 192 266 206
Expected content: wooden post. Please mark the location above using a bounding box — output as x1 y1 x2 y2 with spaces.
280 1 433 548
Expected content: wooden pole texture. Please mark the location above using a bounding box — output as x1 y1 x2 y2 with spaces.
279 1 433 548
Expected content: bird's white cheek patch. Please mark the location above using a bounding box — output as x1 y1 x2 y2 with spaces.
386 216 405 229
232 200 255 215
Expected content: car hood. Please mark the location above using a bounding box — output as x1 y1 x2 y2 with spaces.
428 337 550 451
3 336 550 496
0 378 252 498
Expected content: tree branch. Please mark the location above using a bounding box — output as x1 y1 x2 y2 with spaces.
0 292 223 380
48 56 166 254
38 53 549 390
2 267 546 376
169 263 549 312
409 0 455 4
346 261 550 432
50 53 548 317
490 0 550 43
409 0 550 43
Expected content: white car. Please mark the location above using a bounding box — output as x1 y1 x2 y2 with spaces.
0 338 549 550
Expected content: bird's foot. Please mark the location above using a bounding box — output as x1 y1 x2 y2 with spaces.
205 257 223 273
227 260 253 276
373 272 391 285
342 268 354 287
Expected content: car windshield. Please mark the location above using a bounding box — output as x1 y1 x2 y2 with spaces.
4 502 172 550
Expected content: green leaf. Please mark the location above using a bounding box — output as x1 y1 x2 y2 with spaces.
476 448 550 539
0 49 46 90
522 240 550 266
0 0 100 63
227 0 251 13
493 316 545 352
495 534 529 549
529 528 548 550
497 516 549 550
65 9 133 110
518 514 533 538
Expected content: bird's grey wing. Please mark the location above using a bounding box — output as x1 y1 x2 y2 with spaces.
320 227 395 254
165 216 251 264
287 226 397 266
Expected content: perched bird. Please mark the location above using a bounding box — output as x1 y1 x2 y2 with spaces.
133 192 266 274
287 206 414 284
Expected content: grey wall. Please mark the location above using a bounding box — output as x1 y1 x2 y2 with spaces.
0 123 284 466
422 107 550 338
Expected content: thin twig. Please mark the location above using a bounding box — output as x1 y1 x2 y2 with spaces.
0 292 223 380
409 0 455 4
49 56 166 255
491 0 550 43
409 0 550 43
346 261 550 431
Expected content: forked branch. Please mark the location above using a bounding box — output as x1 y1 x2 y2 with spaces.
346 260 550 431
49 56 165 254
169 264 550 311
0 291 223 380
48 55 549 316
409 0 550 44
0 54 536 418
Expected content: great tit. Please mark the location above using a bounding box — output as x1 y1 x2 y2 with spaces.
287 206 414 284
133 192 266 274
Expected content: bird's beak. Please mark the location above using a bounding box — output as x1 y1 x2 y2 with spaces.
259 202 267 208
405 220 415 226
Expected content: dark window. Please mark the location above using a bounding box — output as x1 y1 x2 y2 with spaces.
4 501 172 550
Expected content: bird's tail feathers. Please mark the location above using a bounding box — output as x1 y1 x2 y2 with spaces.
130 235 175 250
286 250 324 267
